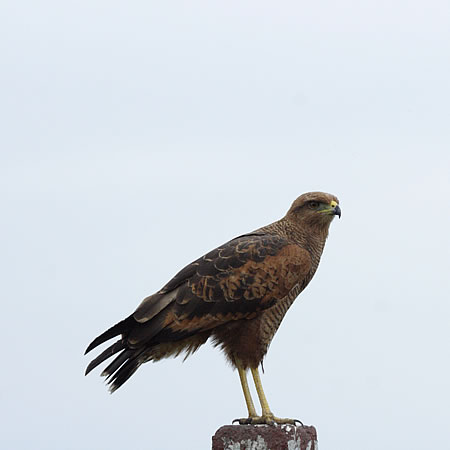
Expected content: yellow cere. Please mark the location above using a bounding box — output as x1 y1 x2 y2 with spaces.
318 199 338 214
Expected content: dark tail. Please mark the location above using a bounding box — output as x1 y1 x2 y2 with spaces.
85 315 149 392
102 348 145 392
85 339 126 375
85 316 134 355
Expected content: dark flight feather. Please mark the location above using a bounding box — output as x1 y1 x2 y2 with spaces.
105 352 144 392
85 340 125 375
85 316 134 355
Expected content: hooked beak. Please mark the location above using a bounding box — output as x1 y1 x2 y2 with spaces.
318 200 342 218
334 204 341 218
329 200 341 218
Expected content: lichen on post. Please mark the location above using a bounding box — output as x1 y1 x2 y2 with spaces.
212 424 318 450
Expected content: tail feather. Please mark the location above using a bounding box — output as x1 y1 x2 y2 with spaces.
107 354 143 393
86 341 146 393
101 349 134 379
85 340 125 375
85 308 209 392
85 316 134 355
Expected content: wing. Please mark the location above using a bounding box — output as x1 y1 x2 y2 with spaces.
128 233 312 345
85 232 312 391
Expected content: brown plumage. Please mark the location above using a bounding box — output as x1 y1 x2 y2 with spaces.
85 192 340 423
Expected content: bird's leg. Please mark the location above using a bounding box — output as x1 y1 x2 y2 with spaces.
251 367 273 418
248 367 303 426
238 366 258 418
232 364 303 426
232 361 259 424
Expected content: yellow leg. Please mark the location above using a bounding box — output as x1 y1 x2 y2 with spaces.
237 367 258 418
232 364 303 425
250 367 273 417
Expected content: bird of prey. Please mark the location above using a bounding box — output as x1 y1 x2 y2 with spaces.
85 191 341 425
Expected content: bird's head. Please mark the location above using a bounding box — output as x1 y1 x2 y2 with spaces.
285 192 341 231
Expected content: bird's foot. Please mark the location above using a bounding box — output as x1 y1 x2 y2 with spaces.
233 414 303 426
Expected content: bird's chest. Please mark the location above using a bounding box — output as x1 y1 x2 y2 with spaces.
256 269 316 347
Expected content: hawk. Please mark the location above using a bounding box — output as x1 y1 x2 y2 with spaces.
85 192 341 425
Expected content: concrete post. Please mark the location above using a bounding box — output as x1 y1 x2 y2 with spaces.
212 424 317 450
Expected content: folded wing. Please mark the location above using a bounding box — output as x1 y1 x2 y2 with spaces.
85 232 311 391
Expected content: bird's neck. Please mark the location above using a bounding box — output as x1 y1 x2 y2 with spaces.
272 218 330 270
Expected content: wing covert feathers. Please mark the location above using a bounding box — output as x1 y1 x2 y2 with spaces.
134 233 311 323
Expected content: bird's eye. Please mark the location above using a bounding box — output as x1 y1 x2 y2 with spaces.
308 201 319 209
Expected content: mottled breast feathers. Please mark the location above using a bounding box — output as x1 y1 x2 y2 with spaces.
129 233 311 346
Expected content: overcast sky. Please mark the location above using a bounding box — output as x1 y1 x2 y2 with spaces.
1 1 450 449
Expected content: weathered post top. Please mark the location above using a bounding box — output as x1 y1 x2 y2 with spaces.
212 424 317 450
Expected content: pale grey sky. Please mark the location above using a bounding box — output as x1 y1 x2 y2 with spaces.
1 1 450 449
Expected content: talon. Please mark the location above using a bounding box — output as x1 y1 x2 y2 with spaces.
232 414 301 426
233 417 253 425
